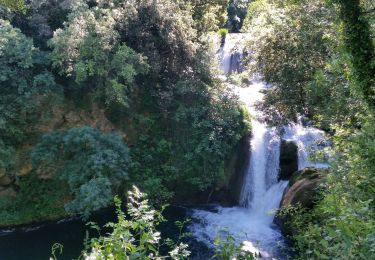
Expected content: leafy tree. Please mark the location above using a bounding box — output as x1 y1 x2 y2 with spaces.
11 0 76 49
243 0 335 123
31 127 130 217
0 19 56 143
116 0 197 79
49 0 250 203
50 4 149 107
129 80 250 202
180 0 229 34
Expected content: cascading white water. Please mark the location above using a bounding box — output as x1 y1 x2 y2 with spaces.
190 34 328 258
283 123 329 170
219 34 245 74
237 83 288 223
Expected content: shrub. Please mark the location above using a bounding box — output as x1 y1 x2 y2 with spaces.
31 127 130 217
218 28 229 39
82 186 191 259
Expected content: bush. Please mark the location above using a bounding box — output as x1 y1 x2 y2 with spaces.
218 28 229 45
31 127 130 217
82 186 191 259
218 28 229 38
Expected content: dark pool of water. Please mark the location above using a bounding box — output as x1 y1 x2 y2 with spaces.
0 206 211 260
0 208 116 260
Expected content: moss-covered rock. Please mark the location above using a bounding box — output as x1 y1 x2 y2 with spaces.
279 140 298 181
211 132 251 205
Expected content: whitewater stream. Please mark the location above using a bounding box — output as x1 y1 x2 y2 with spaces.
189 34 328 259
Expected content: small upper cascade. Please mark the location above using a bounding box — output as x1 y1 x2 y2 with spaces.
283 122 329 170
219 33 247 74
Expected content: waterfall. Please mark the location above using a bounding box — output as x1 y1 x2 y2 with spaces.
190 34 327 258
219 34 245 74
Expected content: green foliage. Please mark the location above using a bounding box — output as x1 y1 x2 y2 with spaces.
117 0 197 78
0 172 69 227
0 0 250 229
50 6 149 107
180 0 228 34
243 0 334 123
82 186 191 259
129 81 250 202
214 234 258 259
0 140 15 174
0 0 26 13
0 19 57 143
218 28 229 42
44 0 250 202
172 83 250 191
31 127 130 217
333 0 375 108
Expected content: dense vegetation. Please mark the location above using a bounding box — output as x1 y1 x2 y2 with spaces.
0 0 250 226
243 0 375 258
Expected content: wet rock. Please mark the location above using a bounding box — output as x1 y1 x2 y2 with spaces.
281 168 324 209
279 140 298 181
278 167 327 236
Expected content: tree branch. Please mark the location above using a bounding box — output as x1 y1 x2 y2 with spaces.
361 8 375 14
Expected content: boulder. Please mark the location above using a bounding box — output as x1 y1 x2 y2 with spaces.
281 168 324 209
279 140 298 181
0 170 13 186
278 167 327 236
0 187 16 198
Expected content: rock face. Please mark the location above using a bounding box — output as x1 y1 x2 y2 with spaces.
211 133 251 205
0 169 15 198
278 167 327 235
279 140 298 181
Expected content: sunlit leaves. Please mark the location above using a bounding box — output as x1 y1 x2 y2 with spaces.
244 0 334 123
0 0 26 13
83 187 191 259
